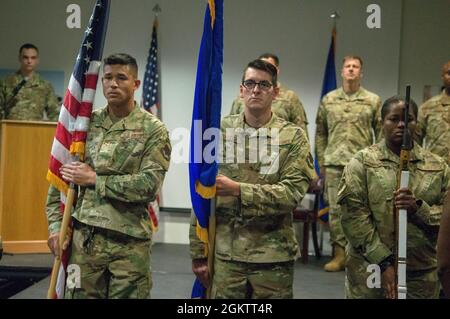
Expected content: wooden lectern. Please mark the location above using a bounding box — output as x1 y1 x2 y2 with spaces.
0 120 56 253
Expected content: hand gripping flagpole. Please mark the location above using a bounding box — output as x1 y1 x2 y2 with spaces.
47 178 78 299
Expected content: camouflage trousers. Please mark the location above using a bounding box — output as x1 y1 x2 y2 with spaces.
325 166 347 248
211 258 294 299
64 221 152 299
346 254 440 299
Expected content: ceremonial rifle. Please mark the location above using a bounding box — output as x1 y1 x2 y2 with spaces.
394 85 412 299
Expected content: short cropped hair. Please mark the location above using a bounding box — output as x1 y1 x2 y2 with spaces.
342 55 363 67
258 53 280 67
381 95 418 120
103 53 138 77
19 43 39 55
242 59 278 86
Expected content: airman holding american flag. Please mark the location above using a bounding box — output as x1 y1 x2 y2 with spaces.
46 53 171 298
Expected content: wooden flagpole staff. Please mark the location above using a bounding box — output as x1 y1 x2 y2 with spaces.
47 182 77 299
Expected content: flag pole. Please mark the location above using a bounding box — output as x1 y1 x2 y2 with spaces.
330 10 339 53
206 197 216 298
47 182 77 299
315 11 339 223
144 4 163 231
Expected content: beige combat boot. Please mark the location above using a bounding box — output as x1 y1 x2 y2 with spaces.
324 245 345 272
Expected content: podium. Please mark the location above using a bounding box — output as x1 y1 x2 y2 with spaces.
0 120 56 253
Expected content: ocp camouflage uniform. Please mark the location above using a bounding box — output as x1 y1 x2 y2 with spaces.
416 90 450 165
337 142 450 299
46 103 171 299
0 72 60 120
189 113 314 298
315 87 382 248
229 84 309 138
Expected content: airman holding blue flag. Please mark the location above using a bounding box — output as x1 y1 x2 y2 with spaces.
190 59 313 298
229 53 309 137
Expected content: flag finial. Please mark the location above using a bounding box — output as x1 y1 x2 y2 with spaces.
330 11 339 29
153 4 161 16
330 10 340 20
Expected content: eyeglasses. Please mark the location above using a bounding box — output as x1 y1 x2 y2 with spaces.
242 80 273 92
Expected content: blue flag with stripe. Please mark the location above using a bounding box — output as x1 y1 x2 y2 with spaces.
189 0 223 298
315 27 337 222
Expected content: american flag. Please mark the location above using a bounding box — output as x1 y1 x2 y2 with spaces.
142 18 160 115
142 17 161 231
46 0 110 299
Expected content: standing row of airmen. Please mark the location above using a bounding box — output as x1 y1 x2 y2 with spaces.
190 54 450 299
0 44 449 298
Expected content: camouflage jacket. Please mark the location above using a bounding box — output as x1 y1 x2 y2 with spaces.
229 83 309 138
338 141 450 271
46 104 171 239
0 71 60 121
315 86 382 168
416 90 450 165
190 113 314 263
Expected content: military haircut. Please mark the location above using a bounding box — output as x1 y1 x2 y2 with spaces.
242 59 278 86
103 53 138 77
258 53 280 67
19 43 39 55
342 55 363 67
381 95 418 120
